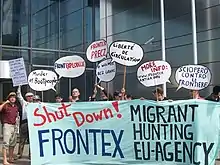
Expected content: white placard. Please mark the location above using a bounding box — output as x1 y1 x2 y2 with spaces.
86 39 107 62
137 60 171 87
109 41 144 66
28 70 58 92
175 65 211 90
96 59 116 82
9 57 28 87
54 56 86 78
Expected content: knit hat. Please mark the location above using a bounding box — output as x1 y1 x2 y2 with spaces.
25 92 34 97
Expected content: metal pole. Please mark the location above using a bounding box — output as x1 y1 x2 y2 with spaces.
191 0 198 64
160 0 167 97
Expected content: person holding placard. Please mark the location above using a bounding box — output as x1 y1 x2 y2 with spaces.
113 91 122 101
16 86 34 160
90 84 113 101
0 92 19 165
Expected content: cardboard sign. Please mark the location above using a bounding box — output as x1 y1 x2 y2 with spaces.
54 56 86 78
137 61 171 87
109 41 144 66
86 39 107 62
96 59 116 82
27 100 220 165
9 57 28 87
175 65 211 90
28 70 58 91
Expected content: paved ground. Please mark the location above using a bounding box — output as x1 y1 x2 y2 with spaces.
0 142 30 165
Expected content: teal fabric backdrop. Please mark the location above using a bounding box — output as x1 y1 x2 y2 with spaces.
27 99 220 165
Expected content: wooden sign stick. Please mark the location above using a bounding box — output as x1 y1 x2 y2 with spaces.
123 66 127 90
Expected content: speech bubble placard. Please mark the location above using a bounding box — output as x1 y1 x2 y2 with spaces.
86 39 107 62
28 70 58 92
175 65 211 90
96 59 116 82
54 56 86 78
109 41 144 66
137 60 171 87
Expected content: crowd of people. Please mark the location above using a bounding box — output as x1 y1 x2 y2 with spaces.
0 84 220 164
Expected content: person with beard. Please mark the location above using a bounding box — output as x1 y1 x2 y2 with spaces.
16 86 34 160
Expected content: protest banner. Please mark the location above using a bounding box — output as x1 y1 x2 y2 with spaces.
137 60 171 87
109 41 144 66
28 70 58 91
54 56 86 78
86 39 107 62
96 59 116 82
27 99 220 165
9 57 28 87
175 65 211 90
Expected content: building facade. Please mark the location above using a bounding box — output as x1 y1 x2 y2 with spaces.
101 0 220 100
0 0 100 101
0 0 220 101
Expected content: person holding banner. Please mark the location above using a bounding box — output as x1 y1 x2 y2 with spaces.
16 86 34 160
0 92 19 165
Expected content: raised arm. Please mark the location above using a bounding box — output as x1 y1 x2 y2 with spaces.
0 101 9 112
17 86 26 106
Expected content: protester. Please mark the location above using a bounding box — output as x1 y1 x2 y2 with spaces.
206 86 220 102
189 90 204 99
90 84 112 101
120 88 126 100
69 96 73 102
113 91 122 101
0 92 19 164
55 94 63 103
72 88 81 102
16 86 33 160
33 95 41 103
126 94 133 100
153 87 169 101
